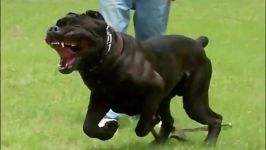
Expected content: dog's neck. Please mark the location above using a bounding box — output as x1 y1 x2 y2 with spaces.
88 25 123 72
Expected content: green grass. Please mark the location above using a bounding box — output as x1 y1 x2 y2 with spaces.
1 0 265 150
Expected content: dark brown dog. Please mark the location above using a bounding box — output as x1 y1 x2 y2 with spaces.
45 10 222 145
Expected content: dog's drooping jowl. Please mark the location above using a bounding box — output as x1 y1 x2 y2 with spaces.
45 10 222 145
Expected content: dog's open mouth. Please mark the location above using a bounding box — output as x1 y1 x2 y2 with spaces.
51 41 77 72
45 36 87 74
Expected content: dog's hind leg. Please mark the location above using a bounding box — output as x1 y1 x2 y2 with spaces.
182 59 222 145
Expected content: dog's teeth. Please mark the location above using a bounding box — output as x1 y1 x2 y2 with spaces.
63 43 76 47
61 42 65 48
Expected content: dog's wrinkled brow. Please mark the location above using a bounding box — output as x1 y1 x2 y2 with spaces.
56 15 79 27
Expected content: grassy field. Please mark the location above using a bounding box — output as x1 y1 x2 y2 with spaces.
1 0 265 150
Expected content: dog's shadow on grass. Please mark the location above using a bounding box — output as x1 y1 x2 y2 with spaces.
85 141 156 150
89 142 149 150
85 139 195 150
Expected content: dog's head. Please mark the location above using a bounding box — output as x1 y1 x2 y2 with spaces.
45 10 107 74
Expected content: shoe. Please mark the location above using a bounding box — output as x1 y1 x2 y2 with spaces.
98 117 117 127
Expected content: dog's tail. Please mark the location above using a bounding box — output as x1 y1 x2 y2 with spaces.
196 36 209 48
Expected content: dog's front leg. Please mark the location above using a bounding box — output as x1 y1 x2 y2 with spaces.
83 93 118 140
135 94 162 137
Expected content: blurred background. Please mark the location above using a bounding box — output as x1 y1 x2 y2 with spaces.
1 0 265 149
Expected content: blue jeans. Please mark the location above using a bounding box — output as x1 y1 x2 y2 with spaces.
100 0 170 119
100 0 170 41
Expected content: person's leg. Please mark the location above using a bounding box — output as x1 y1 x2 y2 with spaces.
133 0 171 41
105 109 121 119
100 0 132 32
99 0 133 122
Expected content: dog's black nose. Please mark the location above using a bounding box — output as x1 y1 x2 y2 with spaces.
49 26 60 32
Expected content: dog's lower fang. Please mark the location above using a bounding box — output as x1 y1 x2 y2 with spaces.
58 63 69 69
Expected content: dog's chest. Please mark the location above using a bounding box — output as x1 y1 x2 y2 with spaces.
83 74 144 115
110 90 143 116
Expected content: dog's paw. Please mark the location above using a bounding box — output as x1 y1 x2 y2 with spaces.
103 120 119 133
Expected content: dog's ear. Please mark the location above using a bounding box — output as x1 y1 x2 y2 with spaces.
85 10 105 21
66 12 79 17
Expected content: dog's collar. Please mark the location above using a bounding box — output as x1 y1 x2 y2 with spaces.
89 25 123 72
105 25 123 56
105 25 112 56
